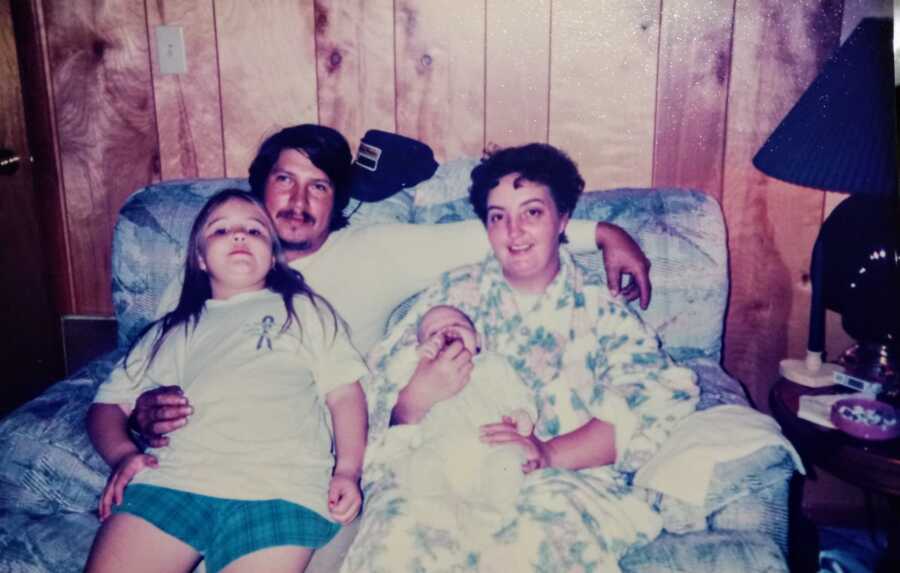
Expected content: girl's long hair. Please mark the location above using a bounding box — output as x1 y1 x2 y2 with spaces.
124 188 340 373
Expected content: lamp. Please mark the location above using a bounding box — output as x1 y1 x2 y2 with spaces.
753 18 900 399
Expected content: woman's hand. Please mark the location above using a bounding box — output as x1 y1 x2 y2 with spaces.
98 452 158 521
391 341 474 425
328 472 362 525
131 385 193 447
480 416 553 474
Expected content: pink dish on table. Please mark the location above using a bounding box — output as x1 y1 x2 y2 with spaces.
830 397 900 441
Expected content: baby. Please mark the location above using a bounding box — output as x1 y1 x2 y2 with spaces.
384 305 537 543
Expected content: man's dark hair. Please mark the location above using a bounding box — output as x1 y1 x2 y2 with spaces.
468 143 585 236
248 124 353 231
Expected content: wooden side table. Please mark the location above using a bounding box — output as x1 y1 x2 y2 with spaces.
770 378 900 573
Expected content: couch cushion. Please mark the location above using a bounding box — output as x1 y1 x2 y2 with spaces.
619 530 789 573
642 444 794 552
410 157 480 216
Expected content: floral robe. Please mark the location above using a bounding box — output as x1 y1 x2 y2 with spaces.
342 249 699 573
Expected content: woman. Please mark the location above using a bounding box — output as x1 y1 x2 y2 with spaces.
344 144 699 573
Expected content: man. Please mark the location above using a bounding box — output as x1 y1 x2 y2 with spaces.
133 123 651 442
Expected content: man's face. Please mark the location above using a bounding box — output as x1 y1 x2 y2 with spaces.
264 148 335 260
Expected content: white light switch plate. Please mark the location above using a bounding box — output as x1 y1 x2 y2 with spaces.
156 25 187 75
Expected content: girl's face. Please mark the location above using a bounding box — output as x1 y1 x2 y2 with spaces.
485 174 569 294
197 198 275 300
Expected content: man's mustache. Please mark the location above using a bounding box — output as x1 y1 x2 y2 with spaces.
276 209 316 225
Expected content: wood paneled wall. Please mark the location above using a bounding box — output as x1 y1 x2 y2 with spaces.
31 0 893 409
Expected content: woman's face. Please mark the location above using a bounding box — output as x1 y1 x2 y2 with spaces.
485 173 569 293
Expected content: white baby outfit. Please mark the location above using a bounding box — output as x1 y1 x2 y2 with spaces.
378 348 537 544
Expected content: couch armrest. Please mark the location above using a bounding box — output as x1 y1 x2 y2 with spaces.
0 352 118 515
620 530 790 573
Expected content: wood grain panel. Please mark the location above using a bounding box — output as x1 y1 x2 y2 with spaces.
484 0 551 150
43 0 159 313
549 0 660 190
215 0 317 177
314 0 395 153
651 1 734 200
395 0 485 161
839 0 892 40
147 0 224 180
722 0 843 411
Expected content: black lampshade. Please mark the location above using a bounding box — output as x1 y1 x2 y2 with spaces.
753 18 897 196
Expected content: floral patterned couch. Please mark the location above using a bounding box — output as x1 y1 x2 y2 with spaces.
0 160 799 572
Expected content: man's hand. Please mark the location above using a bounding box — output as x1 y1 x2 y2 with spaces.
131 385 193 447
328 472 362 524
98 452 158 521
480 416 552 474
390 341 473 425
595 222 652 309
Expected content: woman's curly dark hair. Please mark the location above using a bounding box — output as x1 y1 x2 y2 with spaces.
468 143 585 230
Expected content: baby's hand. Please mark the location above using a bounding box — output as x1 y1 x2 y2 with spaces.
508 408 535 437
99 452 158 521
415 335 445 360
328 472 362 525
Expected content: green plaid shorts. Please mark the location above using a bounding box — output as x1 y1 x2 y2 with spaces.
113 484 340 572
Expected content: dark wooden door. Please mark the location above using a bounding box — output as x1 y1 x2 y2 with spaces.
0 0 62 417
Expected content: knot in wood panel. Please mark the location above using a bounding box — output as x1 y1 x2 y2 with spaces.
315 11 328 34
92 39 107 61
326 50 342 73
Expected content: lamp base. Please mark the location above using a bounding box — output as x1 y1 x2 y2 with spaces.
780 353 843 388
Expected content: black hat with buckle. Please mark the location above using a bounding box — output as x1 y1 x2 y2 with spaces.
349 130 439 202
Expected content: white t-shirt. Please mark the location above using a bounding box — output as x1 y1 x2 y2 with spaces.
157 220 597 355
95 289 368 519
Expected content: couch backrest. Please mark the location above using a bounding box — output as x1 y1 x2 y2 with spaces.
112 167 728 363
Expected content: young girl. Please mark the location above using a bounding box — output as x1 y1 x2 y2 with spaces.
85 189 368 573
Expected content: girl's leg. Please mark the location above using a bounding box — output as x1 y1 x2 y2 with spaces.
85 513 202 573
220 546 313 573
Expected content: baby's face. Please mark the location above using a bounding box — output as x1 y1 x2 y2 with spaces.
417 306 479 354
